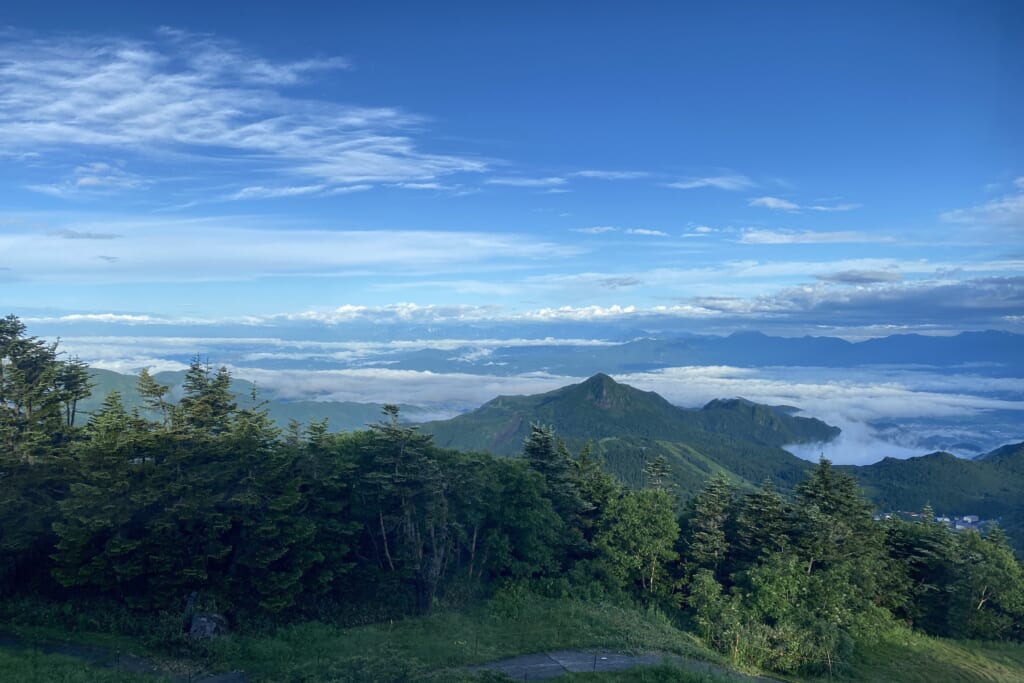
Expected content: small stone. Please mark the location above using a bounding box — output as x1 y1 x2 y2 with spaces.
188 612 229 639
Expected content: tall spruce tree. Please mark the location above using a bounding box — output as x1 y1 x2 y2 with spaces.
522 424 584 526
883 511 957 634
52 392 153 597
221 400 318 613
294 420 359 604
792 457 879 576
0 314 65 459
0 315 80 593
54 356 92 428
571 442 621 542
137 368 172 429
643 454 674 492
361 405 452 614
733 479 789 567
142 359 236 606
684 474 736 579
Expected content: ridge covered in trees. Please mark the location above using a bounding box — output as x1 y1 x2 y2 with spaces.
1 316 1022 677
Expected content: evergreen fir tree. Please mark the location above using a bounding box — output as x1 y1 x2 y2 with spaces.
643 453 675 493
52 392 152 596
734 479 789 566
684 474 736 579
522 424 584 526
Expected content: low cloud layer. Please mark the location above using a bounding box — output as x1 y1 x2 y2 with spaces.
60 325 1024 466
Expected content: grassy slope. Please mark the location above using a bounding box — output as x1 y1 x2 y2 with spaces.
0 649 165 682
210 596 724 682
840 629 1024 683
3 599 1023 682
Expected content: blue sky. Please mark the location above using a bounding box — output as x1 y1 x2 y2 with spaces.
2 1 1022 338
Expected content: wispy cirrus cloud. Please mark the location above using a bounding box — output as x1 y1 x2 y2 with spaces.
49 229 123 240
224 184 374 200
27 162 149 197
807 202 862 212
227 185 327 200
666 175 755 191
3 219 584 284
598 277 642 289
572 170 650 180
815 269 903 284
682 225 717 238
749 196 860 212
0 28 487 198
569 226 666 236
572 226 619 234
748 196 800 210
940 182 1024 232
739 229 892 244
485 176 567 188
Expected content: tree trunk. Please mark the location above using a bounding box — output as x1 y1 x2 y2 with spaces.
379 509 395 571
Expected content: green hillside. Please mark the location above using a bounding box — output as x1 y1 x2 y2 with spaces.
845 448 1024 516
846 445 1024 552
77 368 430 433
422 374 1024 552
422 373 835 494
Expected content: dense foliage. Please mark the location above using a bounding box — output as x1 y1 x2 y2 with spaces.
1 316 1022 677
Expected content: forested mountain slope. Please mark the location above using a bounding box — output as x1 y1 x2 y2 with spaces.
423 374 1024 551
847 445 1024 551
422 373 836 493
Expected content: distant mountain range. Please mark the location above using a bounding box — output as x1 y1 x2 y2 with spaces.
302 329 1024 377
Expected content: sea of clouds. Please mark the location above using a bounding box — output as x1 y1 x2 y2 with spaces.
53 333 1024 466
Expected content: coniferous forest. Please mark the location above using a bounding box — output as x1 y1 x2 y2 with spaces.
2 314 1023 681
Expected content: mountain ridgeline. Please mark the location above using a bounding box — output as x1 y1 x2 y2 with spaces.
324 328 1024 377
423 373 838 493
422 374 1024 550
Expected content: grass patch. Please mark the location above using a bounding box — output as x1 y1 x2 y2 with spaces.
210 593 724 682
0 595 202 658
567 667 756 682
0 648 166 683
6 594 1022 683
439 666 748 682
838 628 1024 683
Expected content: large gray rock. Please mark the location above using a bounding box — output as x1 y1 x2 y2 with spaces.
188 612 228 639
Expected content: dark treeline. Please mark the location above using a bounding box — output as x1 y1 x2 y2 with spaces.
2 315 1022 676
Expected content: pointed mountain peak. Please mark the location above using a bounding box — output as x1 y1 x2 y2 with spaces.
574 373 629 410
542 372 671 415
582 372 618 387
